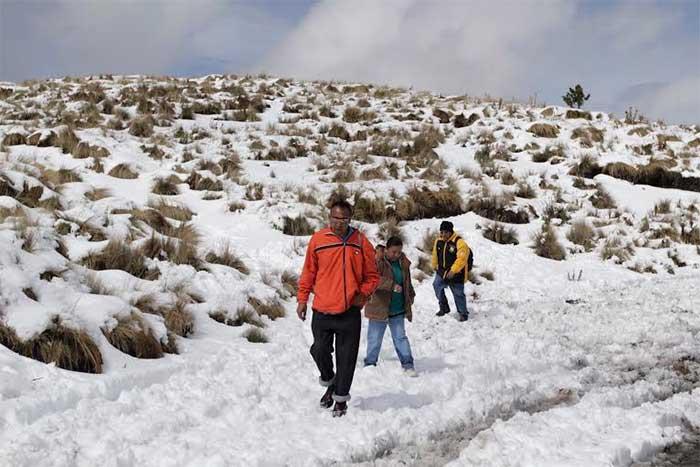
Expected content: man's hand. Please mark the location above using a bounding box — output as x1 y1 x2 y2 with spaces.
445 270 456 280
296 302 307 321
351 293 366 307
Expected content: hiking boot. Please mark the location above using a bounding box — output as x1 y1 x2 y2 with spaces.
436 308 450 316
332 401 347 417
320 385 335 409
403 368 418 377
457 314 469 322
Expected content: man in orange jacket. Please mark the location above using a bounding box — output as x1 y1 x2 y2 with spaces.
297 199 380 417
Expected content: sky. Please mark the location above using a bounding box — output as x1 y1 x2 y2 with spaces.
0 0 698 123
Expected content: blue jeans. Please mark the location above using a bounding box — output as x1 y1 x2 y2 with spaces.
433 274 468 317
364 315 414 369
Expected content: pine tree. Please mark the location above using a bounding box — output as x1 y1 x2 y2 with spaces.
562 84 590 109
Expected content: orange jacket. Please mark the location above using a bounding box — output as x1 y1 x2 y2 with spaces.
298 227 380 314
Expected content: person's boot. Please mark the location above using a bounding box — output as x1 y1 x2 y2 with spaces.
436 307 450 316
332 401 347 417
320 385 335 409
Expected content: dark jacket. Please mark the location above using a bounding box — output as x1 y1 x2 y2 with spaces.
364 254 415 322
431 232 470 283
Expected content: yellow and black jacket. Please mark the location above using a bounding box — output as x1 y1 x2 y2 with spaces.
431 232 471 283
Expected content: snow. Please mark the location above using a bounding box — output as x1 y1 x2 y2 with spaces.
0 75 699 465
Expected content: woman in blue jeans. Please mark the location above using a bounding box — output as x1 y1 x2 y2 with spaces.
363 236 417 376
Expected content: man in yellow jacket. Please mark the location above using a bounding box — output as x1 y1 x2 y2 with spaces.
431 221 470 322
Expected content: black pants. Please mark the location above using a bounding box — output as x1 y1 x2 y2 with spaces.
310 306 361 402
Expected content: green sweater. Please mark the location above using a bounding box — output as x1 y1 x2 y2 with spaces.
389 259 405 316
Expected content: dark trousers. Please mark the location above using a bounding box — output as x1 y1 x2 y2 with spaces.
310 306 361 402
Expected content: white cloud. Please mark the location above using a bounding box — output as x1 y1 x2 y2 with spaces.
260 0 699 123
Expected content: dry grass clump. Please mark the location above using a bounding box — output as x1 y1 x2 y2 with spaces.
282 215 316 236
482 222 519 245
108 163 139 179
571 126 604 147
147 198 193 221
205 243 249 274
245 183 264 201
84 187 112 201
243 328 269 343
371 218 401 244
343 106 375 123
129 116 155 137
152 176 181 195
82 239 156 279
392 184 463 221
532 145 564 163
532 223 566 260
102 313 164 359
528 123 559 138
590 185 616 209
567 219 596 251
186 172 223 191
0 316 103 373
569 154 601 178
248 296 286 321
74 141 110 159
210 307 264 328
352 194 388 223
600 236 635 263
40 167 82 187
466 189 529 224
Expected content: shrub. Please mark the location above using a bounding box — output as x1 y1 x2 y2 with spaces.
186 172 223 191
532 223 566 260
282 215 315 236
567 220 596 250
210 307 263 328
205 243 249 274
590 185 616 209
600 236 634 263
152 176 180 195
482 222 519 245
353 194 388 223
103 313 163 359
108 163 139 179
562 84 590 109
393 185 464 221
83 239 155 279
147 198 193 221
528 123 559 138
1 316 103 373
466 189 529 224
248 296 286 321
243 328 268 343
129 116 155 137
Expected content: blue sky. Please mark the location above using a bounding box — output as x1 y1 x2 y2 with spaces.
1 0 698 123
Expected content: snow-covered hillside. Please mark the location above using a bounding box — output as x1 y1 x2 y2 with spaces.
0 75 699 466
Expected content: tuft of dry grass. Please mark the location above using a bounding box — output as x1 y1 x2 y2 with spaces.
205 243 249 274
103 313 163 359
248 296 286 321
600 236 634 263
108 163 139 179
590 185 616 209
147 198 193 221
210 307 264 328
466 188 529 224
282 215 315 236
482 222 519 245
152 176 181 195
186 172 223 191
567 220 596 251
129 116 155 138
1 316 103 373
82 239 155 279
352 194 388 223
243 327 268 343
532 223 566 260
528 123 559 138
